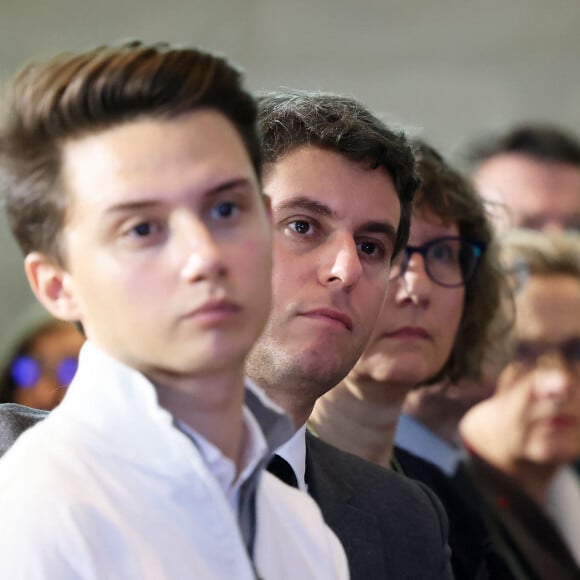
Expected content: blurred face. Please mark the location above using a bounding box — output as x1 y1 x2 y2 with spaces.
27 110 272 387
475 154 580 232
495 274 580 466
12 322 85 411
247 146 400 399
351 209 465 392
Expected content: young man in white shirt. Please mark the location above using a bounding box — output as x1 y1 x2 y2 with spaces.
0 43 348 579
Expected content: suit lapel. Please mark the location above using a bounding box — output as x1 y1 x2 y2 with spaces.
305 432 386 578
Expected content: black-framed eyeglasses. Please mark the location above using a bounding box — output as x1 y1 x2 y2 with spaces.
389 236 487 288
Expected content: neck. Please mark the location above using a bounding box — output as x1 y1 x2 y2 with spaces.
310 375 410 469
153 365 247 472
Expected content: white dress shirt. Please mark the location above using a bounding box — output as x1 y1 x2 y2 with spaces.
275 424 308 492
0 342 349 580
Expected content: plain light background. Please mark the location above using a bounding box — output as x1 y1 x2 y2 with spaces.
1 0 579 346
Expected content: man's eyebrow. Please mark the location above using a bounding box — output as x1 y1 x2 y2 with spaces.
273 196 398 241
273 197 335 217
359 221 398 243
104 178 254 215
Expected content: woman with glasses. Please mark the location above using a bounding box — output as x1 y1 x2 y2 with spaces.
0 315 84 411
460 230 580 579
310 142 511 580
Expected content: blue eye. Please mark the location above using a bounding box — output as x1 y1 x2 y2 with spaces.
212 202 238 219
133 223 153 237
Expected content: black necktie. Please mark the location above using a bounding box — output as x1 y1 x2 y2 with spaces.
267 454 299 488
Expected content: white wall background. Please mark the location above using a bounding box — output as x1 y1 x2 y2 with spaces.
1 0 579 340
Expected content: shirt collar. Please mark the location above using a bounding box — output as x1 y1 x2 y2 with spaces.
274 425 308 492
58 342 295 479
176 405 268 510
395 413 462 476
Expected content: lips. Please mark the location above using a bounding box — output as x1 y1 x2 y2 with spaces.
300 308 353 331
383 326 431 340
184 299 241 321
539 415 579 430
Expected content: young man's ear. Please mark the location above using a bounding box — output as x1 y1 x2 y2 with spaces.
24 253 81 321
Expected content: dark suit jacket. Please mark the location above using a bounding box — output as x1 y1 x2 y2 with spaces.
467 453 580 580
306 433 454 580
394 447 518 580
0 403 47 457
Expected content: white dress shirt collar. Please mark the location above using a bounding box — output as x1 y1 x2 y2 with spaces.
275 424 308 491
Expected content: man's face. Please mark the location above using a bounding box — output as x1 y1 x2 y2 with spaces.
247 145 400 402
474 154 580 233
31 110 272 385
495 274 580 466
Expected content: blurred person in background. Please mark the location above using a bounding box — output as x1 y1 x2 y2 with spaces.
311 141 512 579
0 315 84 411
460 229 580 579
469 125 580 233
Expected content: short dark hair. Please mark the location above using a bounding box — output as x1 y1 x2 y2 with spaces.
257 90 420 256
468 124 580 167
412 141 511 383
0 41 261 265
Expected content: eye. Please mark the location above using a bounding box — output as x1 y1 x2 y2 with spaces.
358 240 384 258
430 242 455 264
288 220 312 235
130 222 159 237
564 339 580 363
513 342 537 364
211 201 239 220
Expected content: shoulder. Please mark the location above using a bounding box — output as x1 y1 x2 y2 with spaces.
0 403 48 458
305 434 453 579
307 432 446 513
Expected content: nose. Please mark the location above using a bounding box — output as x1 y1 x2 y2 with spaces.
177 217 227 282
320 233 363 291
395 253 431 305
532 355 575 402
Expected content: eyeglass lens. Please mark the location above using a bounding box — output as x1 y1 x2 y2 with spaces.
513 338 580 373
390 237 484 287
10 355 79 389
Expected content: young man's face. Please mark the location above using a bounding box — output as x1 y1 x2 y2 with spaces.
247 145 400 402
28 110 272 381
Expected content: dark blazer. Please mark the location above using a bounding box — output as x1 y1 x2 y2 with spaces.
394 447 516 580
466 453 580 580
0 403 47 457
306 433 454 580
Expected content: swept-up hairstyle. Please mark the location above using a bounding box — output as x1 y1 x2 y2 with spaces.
0 41 261 265
257 90 420 257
